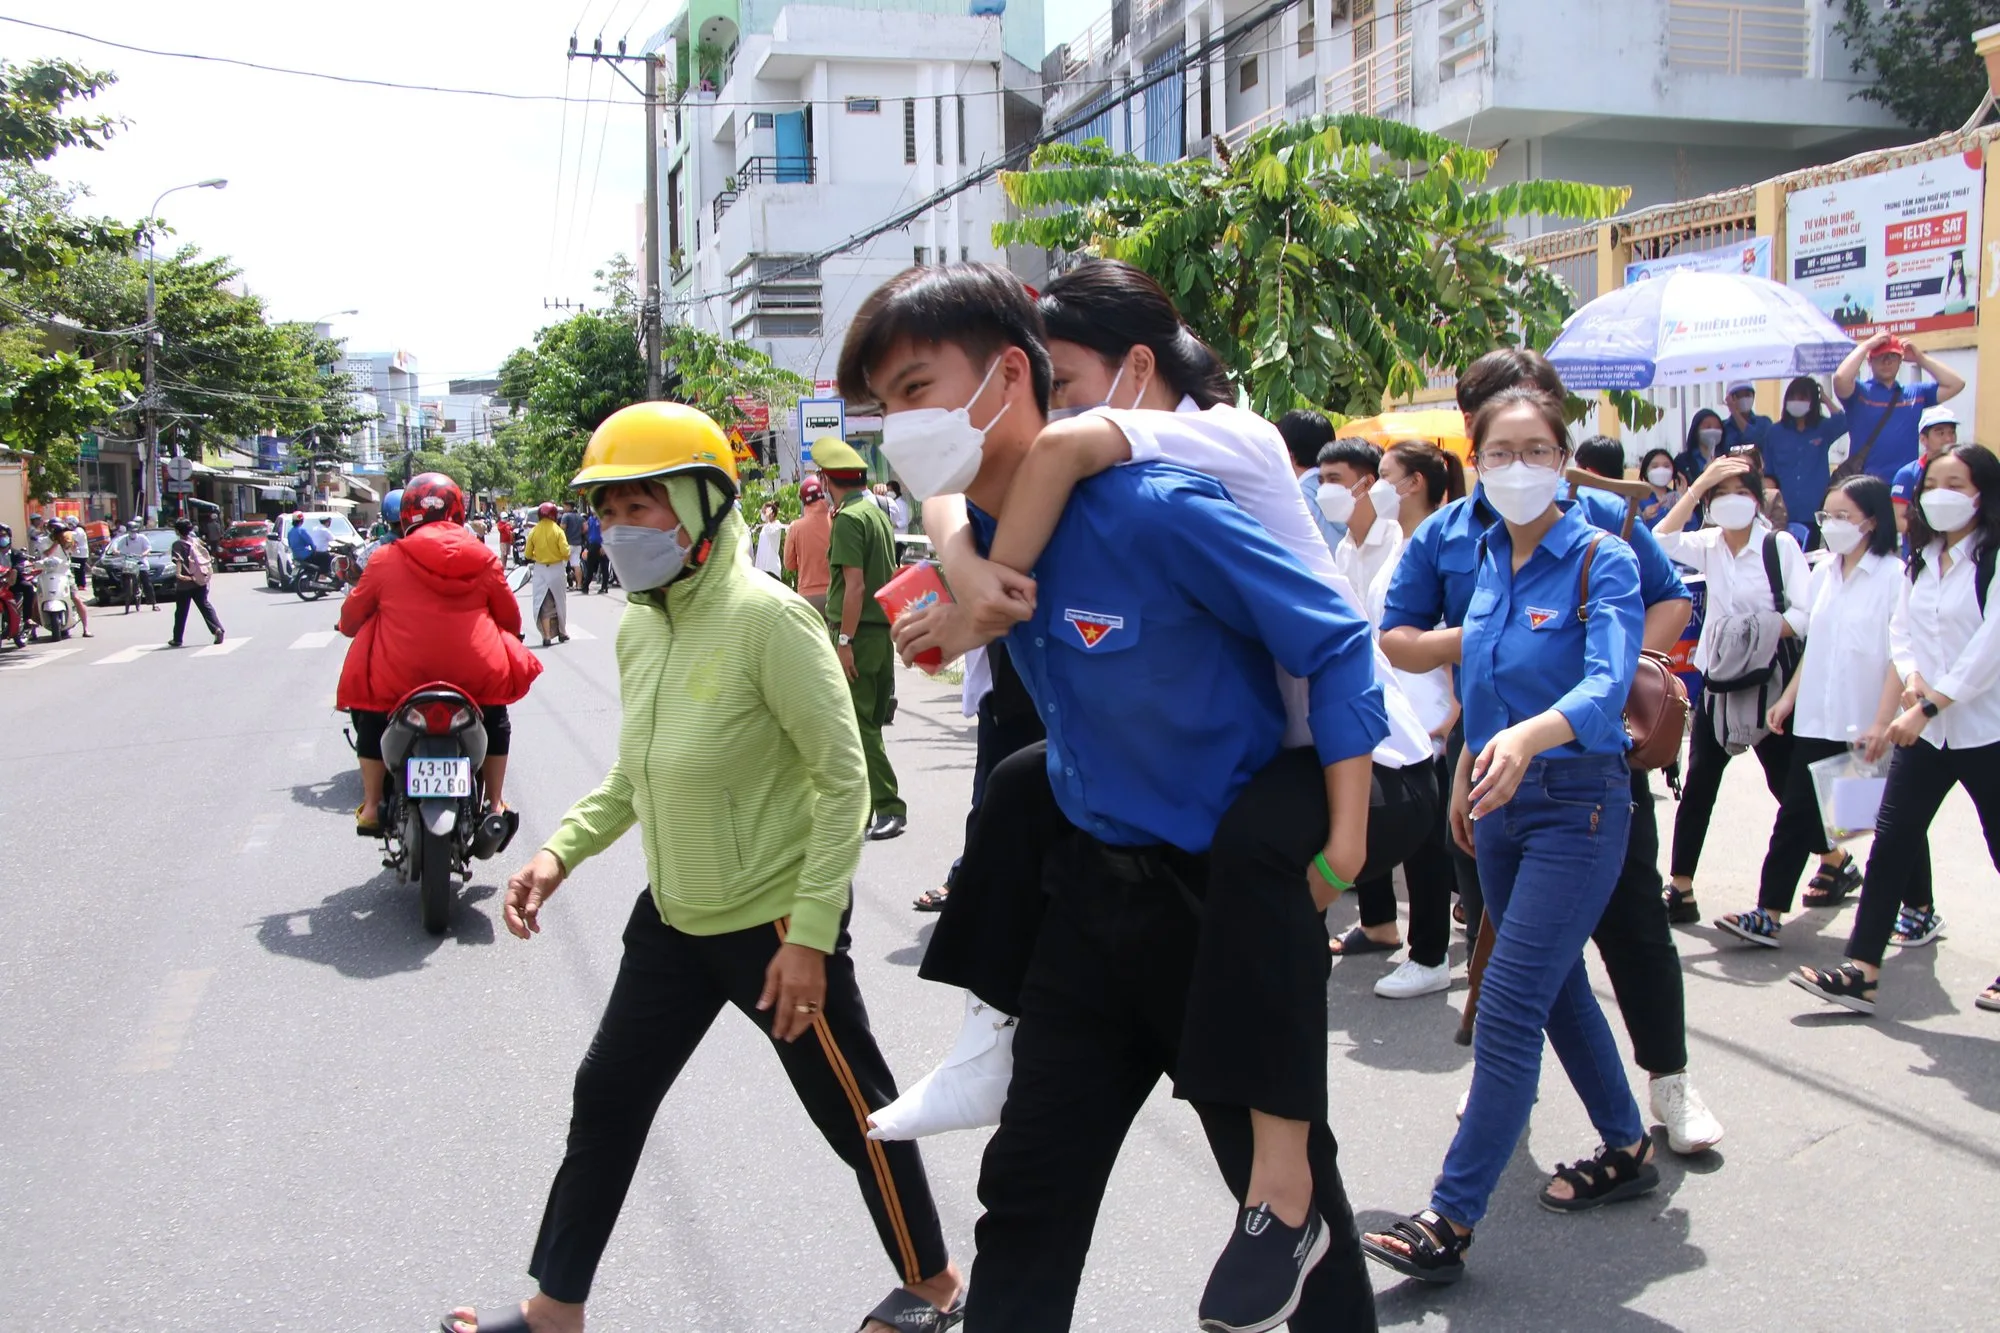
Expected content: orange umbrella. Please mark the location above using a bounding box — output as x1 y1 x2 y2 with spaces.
1340 408 1471 463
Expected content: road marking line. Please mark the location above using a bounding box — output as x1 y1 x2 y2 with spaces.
120 968 216 1074
0 647 83 671
566 625 597 640
290 630 337 650
192 636 249 657
94 644 168 665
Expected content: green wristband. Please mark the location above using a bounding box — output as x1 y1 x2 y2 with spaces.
1314 853 1353 893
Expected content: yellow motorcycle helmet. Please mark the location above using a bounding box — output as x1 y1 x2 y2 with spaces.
571 401 737 503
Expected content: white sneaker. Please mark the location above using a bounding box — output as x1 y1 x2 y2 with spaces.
1374 958 1452 999
1649 1071 1724 1155
1455 1087 1469 1121
866 991 1016 1141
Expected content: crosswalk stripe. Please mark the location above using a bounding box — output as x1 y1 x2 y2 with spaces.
95 644 169 666
566 625 597 640
193 636 249 658
0 647 82 671
290 630 338 650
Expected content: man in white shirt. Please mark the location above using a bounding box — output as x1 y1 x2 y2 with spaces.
113 523 158 613
1320 439 1404 600
309 516 334 555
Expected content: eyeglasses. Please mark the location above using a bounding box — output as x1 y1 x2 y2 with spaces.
1475 443 1565 469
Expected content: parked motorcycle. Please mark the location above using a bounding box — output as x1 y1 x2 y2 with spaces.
369 682 517 934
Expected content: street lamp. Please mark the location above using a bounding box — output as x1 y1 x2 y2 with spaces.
142 177 228 522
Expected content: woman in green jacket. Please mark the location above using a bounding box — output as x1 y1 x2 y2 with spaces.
443 403 961 1333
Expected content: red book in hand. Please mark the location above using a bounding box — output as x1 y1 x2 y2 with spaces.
873 561 952 674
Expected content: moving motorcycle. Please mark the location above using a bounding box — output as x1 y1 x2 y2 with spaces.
293 550 351 601
370 681 517 934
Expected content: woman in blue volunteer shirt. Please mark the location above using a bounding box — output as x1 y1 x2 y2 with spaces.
1363 387 1652 1286
1637 448 1683 529
1759 376 1848 547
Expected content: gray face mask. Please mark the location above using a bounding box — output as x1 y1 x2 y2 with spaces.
601 523 688 591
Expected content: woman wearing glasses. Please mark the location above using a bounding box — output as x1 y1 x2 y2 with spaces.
1363 387 1652 1286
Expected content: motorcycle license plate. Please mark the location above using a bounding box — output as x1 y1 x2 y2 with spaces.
406 757 472 798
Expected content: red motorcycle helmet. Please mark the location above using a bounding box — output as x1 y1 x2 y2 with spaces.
402 472 466 531
537 502 559 520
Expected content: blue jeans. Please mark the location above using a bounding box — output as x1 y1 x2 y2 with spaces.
1431 753 1642 1229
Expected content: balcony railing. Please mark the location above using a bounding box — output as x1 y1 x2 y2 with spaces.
1218 105 1285 156
1060 8 1117 81
1667 1 1811 77
1323 30 1413 118
711 154 816 227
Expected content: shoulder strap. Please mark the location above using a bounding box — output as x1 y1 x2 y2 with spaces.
1762 532 1787 614
1847 380 1902 475
1577 534 1604 623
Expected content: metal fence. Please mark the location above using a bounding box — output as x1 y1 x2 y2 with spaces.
1324 31 1413 119
1666 1 1812 77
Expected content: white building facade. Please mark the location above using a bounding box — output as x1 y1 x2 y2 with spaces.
1044 0 1908 229
338 349 425 474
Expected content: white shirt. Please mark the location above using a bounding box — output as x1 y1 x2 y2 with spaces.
114 532 152 560
1366 549 1456 744
1097 397 1432 768
1891 534 2000 749
1792 551 1902 742
1654 520 1810 673
1334 516 1405 611
308 523 333 553
753 520 787 574
888 496 912 532
961 645 992 717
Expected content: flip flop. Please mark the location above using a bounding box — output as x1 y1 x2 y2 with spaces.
857 1289 965 1331
355 804 382 838
439 1308 531 1333
1328 924 1399 956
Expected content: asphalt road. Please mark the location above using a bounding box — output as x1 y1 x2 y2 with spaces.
2 568 1997 1332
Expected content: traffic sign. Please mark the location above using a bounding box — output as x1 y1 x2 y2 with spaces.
164 455 195 483
799 397 844 447
166 480 194 494
79 432 99 461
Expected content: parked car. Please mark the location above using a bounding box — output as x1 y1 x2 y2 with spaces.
218 519 272 570
265 512 362 588
90 528 177 606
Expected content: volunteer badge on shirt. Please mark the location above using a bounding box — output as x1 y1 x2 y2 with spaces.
1526 606 1560 630
1063 608 1126 648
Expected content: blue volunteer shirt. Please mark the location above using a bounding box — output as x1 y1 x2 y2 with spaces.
286 524 315 560
1890 454 1933 508
1461 503 1645 757
970 462 1387 853
1721 411 1772 455
1837 376 1940 483
1760 412 1849 528
1382 487 1689 638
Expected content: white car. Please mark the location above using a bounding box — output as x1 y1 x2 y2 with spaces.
265 512 361 587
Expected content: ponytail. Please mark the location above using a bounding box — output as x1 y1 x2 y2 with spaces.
1387 439 1467 508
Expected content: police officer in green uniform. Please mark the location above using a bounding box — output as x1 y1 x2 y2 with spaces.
817 438 908 840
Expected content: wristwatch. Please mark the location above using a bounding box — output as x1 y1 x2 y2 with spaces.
1920 698 1941 718
837 632 853 647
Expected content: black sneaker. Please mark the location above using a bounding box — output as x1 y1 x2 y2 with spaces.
866 813 907 841
1663 885 1700 925
1197 1204 1327 1333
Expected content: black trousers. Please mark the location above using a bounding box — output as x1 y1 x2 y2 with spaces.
1671 705 1794 879
1846 738 2000 967
1456 737 1690 1076
348 704 513 761
924 745 1430 1118
1759 734 1932 914
1353 755 1457 967
581 546 609 591
170 583 222 641
529 892 947 1303
967 828 1376 1333
944 679 1047 891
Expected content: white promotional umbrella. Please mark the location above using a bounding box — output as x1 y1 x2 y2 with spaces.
1545 270 1856 391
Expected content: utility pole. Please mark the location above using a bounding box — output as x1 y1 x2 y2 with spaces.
569 37 665 399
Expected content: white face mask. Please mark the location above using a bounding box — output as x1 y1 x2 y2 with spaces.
1819 518 1866 556
1731 395 1755 414
1785 399 1811 418
1367 476 1403 524
1046 361 1140 423
1919 488 1978 534
879 358 1012 500
1697 427 1724 450
1707 493 1760 531
1316 481 1357 525
1480 461 1564 526
1646 465 1676 489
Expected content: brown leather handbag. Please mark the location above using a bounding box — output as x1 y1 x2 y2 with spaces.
1578 534 1689 771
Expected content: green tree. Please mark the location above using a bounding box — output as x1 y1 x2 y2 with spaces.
0 345 123 499
497 309 647 490
995 116 1632 422
661 322 810 434
1836 0 2000 136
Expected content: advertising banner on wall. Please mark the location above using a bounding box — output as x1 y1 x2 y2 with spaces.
1626 235 1773 284
1786 150 1983 338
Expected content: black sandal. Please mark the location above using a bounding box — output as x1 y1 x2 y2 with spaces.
1801 853 1861 908
1329 924 1399 956
1361 1209 1472 1284
1789 962 1878 1016
1538 1138 1659 1213
857 1289 964 1331
912 886 950 913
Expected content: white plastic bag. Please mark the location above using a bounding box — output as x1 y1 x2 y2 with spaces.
1810 748 1890 844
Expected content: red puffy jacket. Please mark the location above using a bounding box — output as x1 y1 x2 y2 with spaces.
336 522 542 712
